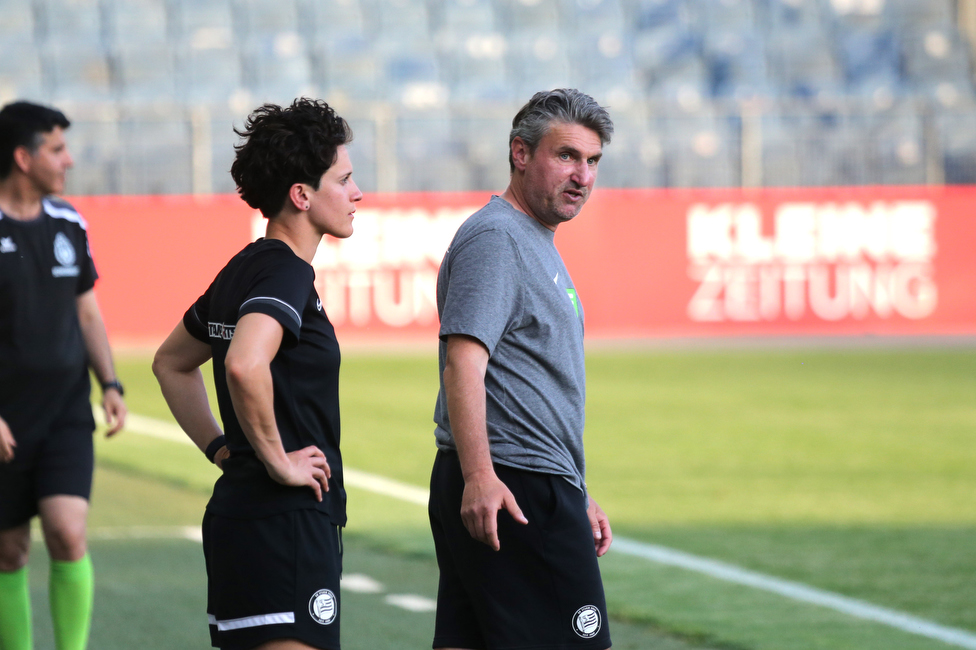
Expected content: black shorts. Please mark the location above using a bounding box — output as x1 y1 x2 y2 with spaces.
428 450 612 650
202 508 343 650
0 368 95 530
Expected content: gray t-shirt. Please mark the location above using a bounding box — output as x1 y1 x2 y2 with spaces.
434 195 587 491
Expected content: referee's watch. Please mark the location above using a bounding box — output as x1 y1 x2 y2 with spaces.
101 379 125 396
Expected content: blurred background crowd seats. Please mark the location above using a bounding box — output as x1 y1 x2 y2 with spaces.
1 0 975 194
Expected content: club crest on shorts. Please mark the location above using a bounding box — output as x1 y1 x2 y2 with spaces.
572 605 601 638
308 589 337 625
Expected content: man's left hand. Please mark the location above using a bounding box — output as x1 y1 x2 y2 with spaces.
586 493 612 557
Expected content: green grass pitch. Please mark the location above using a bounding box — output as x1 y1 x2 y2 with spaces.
25 345 974 649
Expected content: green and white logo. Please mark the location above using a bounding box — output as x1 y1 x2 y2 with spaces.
566 288 580 317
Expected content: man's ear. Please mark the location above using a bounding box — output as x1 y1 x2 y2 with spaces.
511 136 530 172
12 146 33 175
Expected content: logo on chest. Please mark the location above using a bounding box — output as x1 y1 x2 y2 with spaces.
552 271 581 318
565 288 580 317
52 232 80 277
0 237 16 254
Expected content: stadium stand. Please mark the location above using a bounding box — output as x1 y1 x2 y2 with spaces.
0 0 37 48
0 0 972 194
117 118 193 194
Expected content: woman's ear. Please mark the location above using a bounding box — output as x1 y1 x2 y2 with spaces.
288 183 311 211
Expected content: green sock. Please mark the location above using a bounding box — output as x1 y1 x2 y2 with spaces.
49 555 94 650
0 565 33 650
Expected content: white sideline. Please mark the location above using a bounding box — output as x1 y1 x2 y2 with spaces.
33 525 201 543
93 410 430 504
612 538 976 649
102 410 976 649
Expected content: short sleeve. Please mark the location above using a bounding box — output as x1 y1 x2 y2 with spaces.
439 229 523 355
183 291 211 343
238 258 314 343
76 225 98 295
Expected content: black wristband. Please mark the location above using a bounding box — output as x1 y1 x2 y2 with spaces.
101 379 124 396
205 435 227 464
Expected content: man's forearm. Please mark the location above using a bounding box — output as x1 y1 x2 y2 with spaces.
443 334 528 548
77 291 118 384
443 336 493 481
448 375 493 482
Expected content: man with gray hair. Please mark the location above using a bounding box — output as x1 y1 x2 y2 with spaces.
428 88 614 650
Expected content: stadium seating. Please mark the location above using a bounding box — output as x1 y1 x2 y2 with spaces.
64 118 122 196
113 42 180 105
0 0 965 194
34 0 105 48
872 107 927 184
299 0 367 45
117 118 193 194
506 32 573 102
104 0 170 47
0 43 44 102
658 111 741 187
0 0 37 49
451 114 512 190
44 42 115 104
936 110 976 183
176 44 246 106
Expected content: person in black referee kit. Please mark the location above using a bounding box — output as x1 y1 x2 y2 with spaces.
153 98 362 650
0 101 128 650
428 89 614 650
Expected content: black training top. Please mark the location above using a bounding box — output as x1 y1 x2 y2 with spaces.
0 197 98 379
184 238 346 525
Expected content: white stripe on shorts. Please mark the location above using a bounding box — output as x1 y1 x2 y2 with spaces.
208 612 295 631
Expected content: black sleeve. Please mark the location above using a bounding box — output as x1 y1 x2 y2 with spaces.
76 229 98 295
238 257 314 344
183 285 212 343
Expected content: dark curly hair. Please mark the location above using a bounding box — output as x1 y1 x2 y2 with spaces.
230 98 353 218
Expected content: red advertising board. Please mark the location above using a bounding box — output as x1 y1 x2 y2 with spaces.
72 187 976 348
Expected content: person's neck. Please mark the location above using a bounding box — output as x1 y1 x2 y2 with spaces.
500 184 556 232
0 178 45 221
264 213 320 264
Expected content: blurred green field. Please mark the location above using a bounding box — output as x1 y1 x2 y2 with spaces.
28 346 975 649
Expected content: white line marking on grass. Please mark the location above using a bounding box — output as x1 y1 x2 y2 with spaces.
93 409 192 445
111 411 976 647
100 410 431 504
342 575 435 615
87 525 202 543
36 526 202 543
613 538 976 649
342 574 385 594
385 594 437 612
344 467 429 505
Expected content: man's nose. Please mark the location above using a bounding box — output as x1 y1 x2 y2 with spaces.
572 161 595 187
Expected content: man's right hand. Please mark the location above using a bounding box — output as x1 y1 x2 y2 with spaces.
461 471 529 551
0 416 14 463
264 445 331 502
